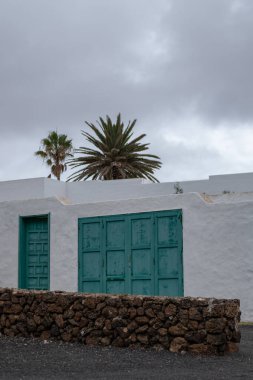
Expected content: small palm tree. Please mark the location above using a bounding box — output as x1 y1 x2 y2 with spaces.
35 131 73 180
67 114 161 182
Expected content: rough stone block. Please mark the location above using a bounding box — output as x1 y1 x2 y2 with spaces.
0 288 241 355
170 337 187 353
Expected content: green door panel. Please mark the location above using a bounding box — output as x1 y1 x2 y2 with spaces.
19 215 49 290
130 213 154 295
104 217 127 294
131 217 152 247
106 219 125 248
155 211 183 296
106 280 125 294
158 279 179 296
78 209 183 296
132 279 152 296
79 218 102 293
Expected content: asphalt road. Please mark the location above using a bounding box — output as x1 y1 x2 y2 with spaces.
0 326 252 380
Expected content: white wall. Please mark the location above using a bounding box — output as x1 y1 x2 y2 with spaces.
0 193 252 321
2 171 253 204
0 178 45 202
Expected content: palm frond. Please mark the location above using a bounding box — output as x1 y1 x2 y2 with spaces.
67 114 162 182
35 130 73 180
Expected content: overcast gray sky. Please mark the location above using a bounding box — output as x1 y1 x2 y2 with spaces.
1 0 253 182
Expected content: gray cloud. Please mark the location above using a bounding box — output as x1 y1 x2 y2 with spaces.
159 0 253 123
0 0 253 182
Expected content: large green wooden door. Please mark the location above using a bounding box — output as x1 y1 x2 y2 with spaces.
19 215 50 290
78 210 183 296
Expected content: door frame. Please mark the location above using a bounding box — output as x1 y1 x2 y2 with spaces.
78 209 183 295
18 213 50 289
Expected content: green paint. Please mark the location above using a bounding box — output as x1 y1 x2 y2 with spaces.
19 214 50 290
78 210 183 296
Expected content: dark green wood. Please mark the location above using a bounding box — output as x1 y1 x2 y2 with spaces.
129 212 154 295
18 217 26 289
104 215 127 294
155 210 183 296
19 214 50 290
78 217 103 293
78 209 183 296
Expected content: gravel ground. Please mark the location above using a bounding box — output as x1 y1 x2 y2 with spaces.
0 326 252 380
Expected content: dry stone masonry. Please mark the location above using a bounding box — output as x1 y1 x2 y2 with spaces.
0 288 240 355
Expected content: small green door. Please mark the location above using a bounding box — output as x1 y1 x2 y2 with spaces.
19 215 50 290
78 209 183 296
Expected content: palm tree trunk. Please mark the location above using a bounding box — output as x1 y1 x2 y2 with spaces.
112 165 118 180
56 167 61 181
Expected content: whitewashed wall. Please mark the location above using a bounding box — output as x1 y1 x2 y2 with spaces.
2 171 253 204
0 192 252 321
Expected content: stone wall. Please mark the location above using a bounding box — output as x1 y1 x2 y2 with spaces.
0 288 240 355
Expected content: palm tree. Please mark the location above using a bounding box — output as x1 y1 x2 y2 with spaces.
67 114 161 182
35 131 73 180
